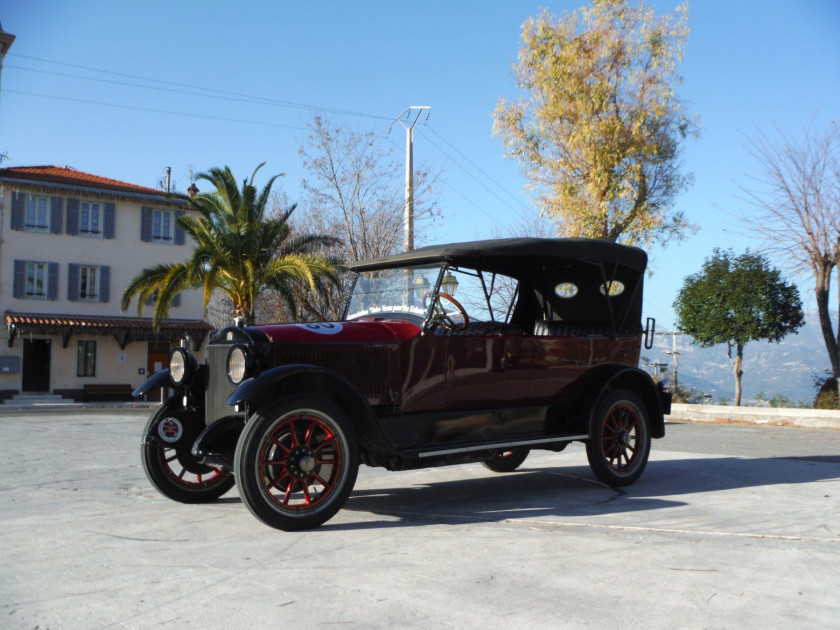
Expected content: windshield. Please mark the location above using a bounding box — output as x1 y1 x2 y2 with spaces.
345 264 440 323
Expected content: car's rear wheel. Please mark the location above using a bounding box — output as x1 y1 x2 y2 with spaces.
234 395 359 531
481 447 530 473
141 407 235 503
586 389 651 486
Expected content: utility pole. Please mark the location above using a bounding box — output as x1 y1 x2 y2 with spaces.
390 106 430 252
657 331 685 392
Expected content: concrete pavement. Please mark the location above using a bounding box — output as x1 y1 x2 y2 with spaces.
1 411 838 629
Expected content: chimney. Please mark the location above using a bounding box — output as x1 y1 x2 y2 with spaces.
165 166 171 193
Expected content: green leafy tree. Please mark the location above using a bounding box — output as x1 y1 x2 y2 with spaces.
493 0 699 247
121 164 339 327
673 249 805 406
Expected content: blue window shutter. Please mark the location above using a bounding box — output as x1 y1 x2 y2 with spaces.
145 293 155 306
141 206 152 242
11 192 24 231
103 202 116 239
99 266 110 303
66 198 80 235
47 263 59 300
174 210 186 245
50 197 64 234
13 260 25 298
68 264 79 301
172 293 181 308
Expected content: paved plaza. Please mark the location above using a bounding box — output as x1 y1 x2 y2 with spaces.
1 410 839 629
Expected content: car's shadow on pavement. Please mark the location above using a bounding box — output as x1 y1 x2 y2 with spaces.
325 454 840 531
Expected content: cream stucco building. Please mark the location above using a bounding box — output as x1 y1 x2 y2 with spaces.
0 166 212 401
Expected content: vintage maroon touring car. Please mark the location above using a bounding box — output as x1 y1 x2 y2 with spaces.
135 238 670 530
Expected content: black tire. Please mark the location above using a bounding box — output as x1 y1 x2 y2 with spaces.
481 447 530 473
141 406 235 503
586 389 651 487
234 395 359 531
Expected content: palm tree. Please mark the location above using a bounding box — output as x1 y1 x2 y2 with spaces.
121 163 340 327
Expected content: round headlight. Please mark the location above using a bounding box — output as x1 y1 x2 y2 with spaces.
169 347 194 385
227 346 249 384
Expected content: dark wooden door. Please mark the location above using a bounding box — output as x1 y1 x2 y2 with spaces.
147 342 171 402
22 339 51 392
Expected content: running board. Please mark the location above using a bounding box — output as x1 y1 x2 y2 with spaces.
416 434 588 459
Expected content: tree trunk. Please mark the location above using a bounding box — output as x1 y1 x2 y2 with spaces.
815 264 840 379
733 343 744 407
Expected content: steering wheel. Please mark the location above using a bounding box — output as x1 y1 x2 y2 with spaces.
424 291 469 332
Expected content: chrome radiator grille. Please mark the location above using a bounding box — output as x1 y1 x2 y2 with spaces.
204 343 238 425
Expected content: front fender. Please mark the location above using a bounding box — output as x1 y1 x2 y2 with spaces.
133 369 171 398
226 363 393 453
141 398 204 451
227 364 357 408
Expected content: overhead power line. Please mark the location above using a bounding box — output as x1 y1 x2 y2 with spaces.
423 126 532 216
4 89 307 130
8 53 392 121
6 53 535 224
419 128 531 222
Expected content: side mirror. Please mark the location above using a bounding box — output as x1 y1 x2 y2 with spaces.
644 317 656 350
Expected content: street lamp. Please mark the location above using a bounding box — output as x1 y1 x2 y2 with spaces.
441 272 458 296
413 275 430 301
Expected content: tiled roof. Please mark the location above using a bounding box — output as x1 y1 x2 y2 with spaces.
6 312 213 332
0 165 168 197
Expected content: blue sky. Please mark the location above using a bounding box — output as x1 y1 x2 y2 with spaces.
1 0 838 329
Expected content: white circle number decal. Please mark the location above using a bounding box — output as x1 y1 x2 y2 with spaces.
294 323 344 335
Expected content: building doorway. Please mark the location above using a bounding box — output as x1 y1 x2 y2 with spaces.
147 341 171 402
22 339 51 392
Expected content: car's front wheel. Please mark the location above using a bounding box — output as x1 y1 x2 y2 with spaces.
141 406 235 503
234 395 359 531
586 389 651 486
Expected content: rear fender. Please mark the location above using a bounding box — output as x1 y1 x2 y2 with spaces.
558 366 666 439
596 368 667 438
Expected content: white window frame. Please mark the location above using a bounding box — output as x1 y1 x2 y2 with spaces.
152 209 174 243
79 200 103 237
25 196 50 232
79 265 99 301
25 262 48 298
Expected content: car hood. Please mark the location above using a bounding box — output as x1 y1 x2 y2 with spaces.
255 320 422 344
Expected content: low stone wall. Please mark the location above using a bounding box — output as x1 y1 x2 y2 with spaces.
667 403 840 430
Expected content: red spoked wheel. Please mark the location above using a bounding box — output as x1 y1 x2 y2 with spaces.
481 447 530 473
586 389 651 487
141 407 234 503
235 396 359 531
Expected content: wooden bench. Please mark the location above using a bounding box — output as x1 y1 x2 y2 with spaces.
83 384 134 402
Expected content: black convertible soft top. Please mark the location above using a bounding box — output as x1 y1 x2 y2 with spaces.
347 237 648 275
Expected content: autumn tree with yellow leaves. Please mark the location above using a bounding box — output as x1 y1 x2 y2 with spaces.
493 0 699 247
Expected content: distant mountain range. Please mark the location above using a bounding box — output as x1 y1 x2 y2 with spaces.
642 310 836 405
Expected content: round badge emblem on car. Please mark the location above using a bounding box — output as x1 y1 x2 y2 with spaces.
158 417 183 443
